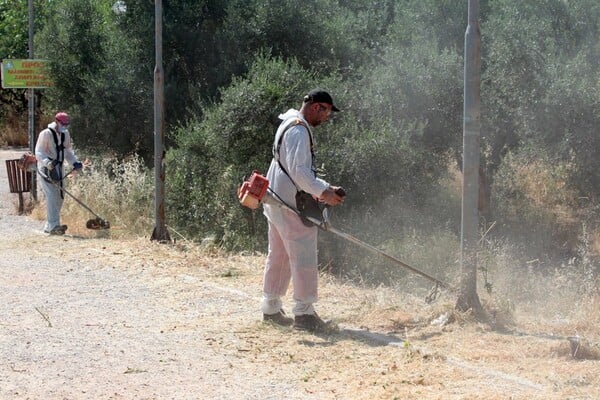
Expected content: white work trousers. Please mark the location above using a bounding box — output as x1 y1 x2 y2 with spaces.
262 212 319 316
39 172 64 232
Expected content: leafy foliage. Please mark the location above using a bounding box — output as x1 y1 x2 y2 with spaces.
0 0 49 121
216 0 391 78
166 54 321 250
38 0 108 106
13 0 600 272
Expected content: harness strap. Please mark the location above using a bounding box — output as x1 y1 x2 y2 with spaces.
273 118 313 159
47 127 66 198
48 127 65 163
273 118 316 190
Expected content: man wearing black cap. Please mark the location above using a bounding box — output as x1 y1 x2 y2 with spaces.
261 89 345 332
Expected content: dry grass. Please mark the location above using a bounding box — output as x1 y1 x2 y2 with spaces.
5 205 600 399
149 238 600 398
154 244 597 398
30 155 154 238
15 150 599 398
0 115 29 147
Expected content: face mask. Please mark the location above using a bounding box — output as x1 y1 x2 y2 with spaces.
58 125 69 133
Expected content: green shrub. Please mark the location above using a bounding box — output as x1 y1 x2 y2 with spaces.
166 53 331 250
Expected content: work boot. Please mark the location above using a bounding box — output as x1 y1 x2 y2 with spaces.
49 226 65 235
293 313 337 333
263 309 293 326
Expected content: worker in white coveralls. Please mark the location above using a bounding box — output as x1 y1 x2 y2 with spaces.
35 112 83 235
262 89 345 332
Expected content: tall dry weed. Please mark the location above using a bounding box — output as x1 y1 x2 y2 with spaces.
45 155 154 238
478 234 598 330
0 115 29 147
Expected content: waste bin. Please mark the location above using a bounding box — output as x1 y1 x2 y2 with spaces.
5 159 32 214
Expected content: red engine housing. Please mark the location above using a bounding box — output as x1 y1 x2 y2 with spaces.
238 171 269 209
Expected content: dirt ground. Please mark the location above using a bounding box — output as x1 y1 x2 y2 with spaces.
1 148 599 400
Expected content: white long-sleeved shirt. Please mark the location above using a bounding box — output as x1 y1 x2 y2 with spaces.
263 109 329 225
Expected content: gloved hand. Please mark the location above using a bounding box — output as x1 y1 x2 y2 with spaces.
47 159 59 170
335 187 346 197
73 161 83 170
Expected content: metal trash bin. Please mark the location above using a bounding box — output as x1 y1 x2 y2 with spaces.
5 159 32 214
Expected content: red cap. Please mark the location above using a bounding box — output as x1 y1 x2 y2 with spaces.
55 112 70 125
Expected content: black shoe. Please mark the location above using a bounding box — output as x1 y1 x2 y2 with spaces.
263 309 293 326
49 226 66 235
293 313 337 333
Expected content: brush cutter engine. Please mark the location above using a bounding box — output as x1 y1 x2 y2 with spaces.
238 171 269 209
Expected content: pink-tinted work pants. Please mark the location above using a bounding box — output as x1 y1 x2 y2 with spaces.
262 214 318 316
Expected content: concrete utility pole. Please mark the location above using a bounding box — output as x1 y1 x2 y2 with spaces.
28 0 37 200
150 0 170 242
457 0 483 315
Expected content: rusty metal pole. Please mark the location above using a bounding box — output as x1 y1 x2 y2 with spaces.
28 0 37 201
457 0 483 314
150 0 171 242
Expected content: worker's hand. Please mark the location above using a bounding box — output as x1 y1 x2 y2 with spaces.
47 159 59 170
319 186 346 206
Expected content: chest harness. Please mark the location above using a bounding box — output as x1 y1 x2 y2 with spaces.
272 118 324 226
49 127 65 164
273 118 317 188
45 127 66 197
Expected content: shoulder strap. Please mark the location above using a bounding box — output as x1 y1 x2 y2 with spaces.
273 118 313 159
48 127 65 163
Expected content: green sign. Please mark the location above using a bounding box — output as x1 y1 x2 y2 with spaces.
1 59 53 88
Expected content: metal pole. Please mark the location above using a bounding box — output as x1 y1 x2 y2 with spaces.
150 0 170 242
458 0 482 313
28 0 37 201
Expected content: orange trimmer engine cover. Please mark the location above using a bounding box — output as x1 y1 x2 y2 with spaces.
238 171 269 209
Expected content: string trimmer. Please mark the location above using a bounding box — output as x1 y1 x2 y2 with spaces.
238 171 457 300
38 168 110 230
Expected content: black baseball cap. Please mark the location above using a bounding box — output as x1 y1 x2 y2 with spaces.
303 89 340 112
